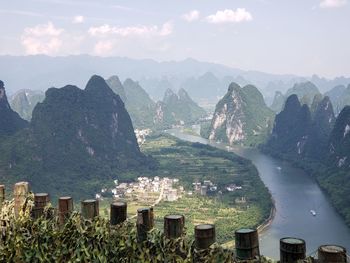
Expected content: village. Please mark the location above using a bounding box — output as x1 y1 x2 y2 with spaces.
96 176 183 205
96 176 245 207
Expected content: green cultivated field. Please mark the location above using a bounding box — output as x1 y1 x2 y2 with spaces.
117 134 272 244
153 196 265 244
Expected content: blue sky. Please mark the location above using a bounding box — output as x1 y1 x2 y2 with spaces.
0 0 349 77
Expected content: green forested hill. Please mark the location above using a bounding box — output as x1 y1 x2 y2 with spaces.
106 75 207 130
204 83 274 146
154 88 207 126
0 76 153 200
0 80 28 136
264 94 335 160
263 95 350 226
122 78 157 128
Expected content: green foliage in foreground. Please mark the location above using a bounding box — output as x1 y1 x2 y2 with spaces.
0 195 275 263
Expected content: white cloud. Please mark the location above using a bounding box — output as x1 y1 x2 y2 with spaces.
320 0 347 8
182 10 200 22
21 22 64 55
206 8 253 24
159 22 173 36
93 40 114 56
88 22 173 38
73 15 84 23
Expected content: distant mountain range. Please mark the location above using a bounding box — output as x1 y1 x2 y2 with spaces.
270 81 322 113
325 84 350 115
270 81 350 116
6 74 206 131
107 77 157 129
1 55 350 104
106 75 206 129
154 88 207 126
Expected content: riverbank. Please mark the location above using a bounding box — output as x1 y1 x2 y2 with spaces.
260 147 350 229
141 134 272 244
257 198 276 235
222 198 276 250
168 128 350 257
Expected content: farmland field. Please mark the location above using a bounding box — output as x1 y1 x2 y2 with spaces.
101 134 272 244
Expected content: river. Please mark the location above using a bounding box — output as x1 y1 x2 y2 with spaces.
167 128 350 259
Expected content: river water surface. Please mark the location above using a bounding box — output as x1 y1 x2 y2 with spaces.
167 128 350 259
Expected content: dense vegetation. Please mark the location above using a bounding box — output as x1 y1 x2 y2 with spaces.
1 195 266 263
203 83 274 146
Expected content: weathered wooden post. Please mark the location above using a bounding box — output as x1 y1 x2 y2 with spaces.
32 193 50 219
235 228 260 260
318 245 347 263
195 224 216 249
58 196 73 225
280 237 306 263
164 214 184 239
137 208 152 242
14 181 30 217
81 199 99 219
110 202 127 225
149 206 154 228
0 185 5 209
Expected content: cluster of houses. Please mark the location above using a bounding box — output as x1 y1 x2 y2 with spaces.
225 184 243 192
96 176 183 202
191 180 243 196
134 129 152 145
192 180 218 196
95 176 244 205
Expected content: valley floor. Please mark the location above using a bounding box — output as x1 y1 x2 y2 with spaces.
104 134 273 244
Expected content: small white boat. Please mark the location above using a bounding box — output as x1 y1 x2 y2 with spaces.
310 210 317 216
276 166 282 170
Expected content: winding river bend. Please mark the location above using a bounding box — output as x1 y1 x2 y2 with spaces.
167 128 350 259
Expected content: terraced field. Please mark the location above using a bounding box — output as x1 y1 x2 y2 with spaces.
142 134 272 244
99 134 271 244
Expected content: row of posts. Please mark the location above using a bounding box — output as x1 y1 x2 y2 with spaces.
1 182 348 262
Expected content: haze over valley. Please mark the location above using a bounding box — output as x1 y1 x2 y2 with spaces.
1 0 350 261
